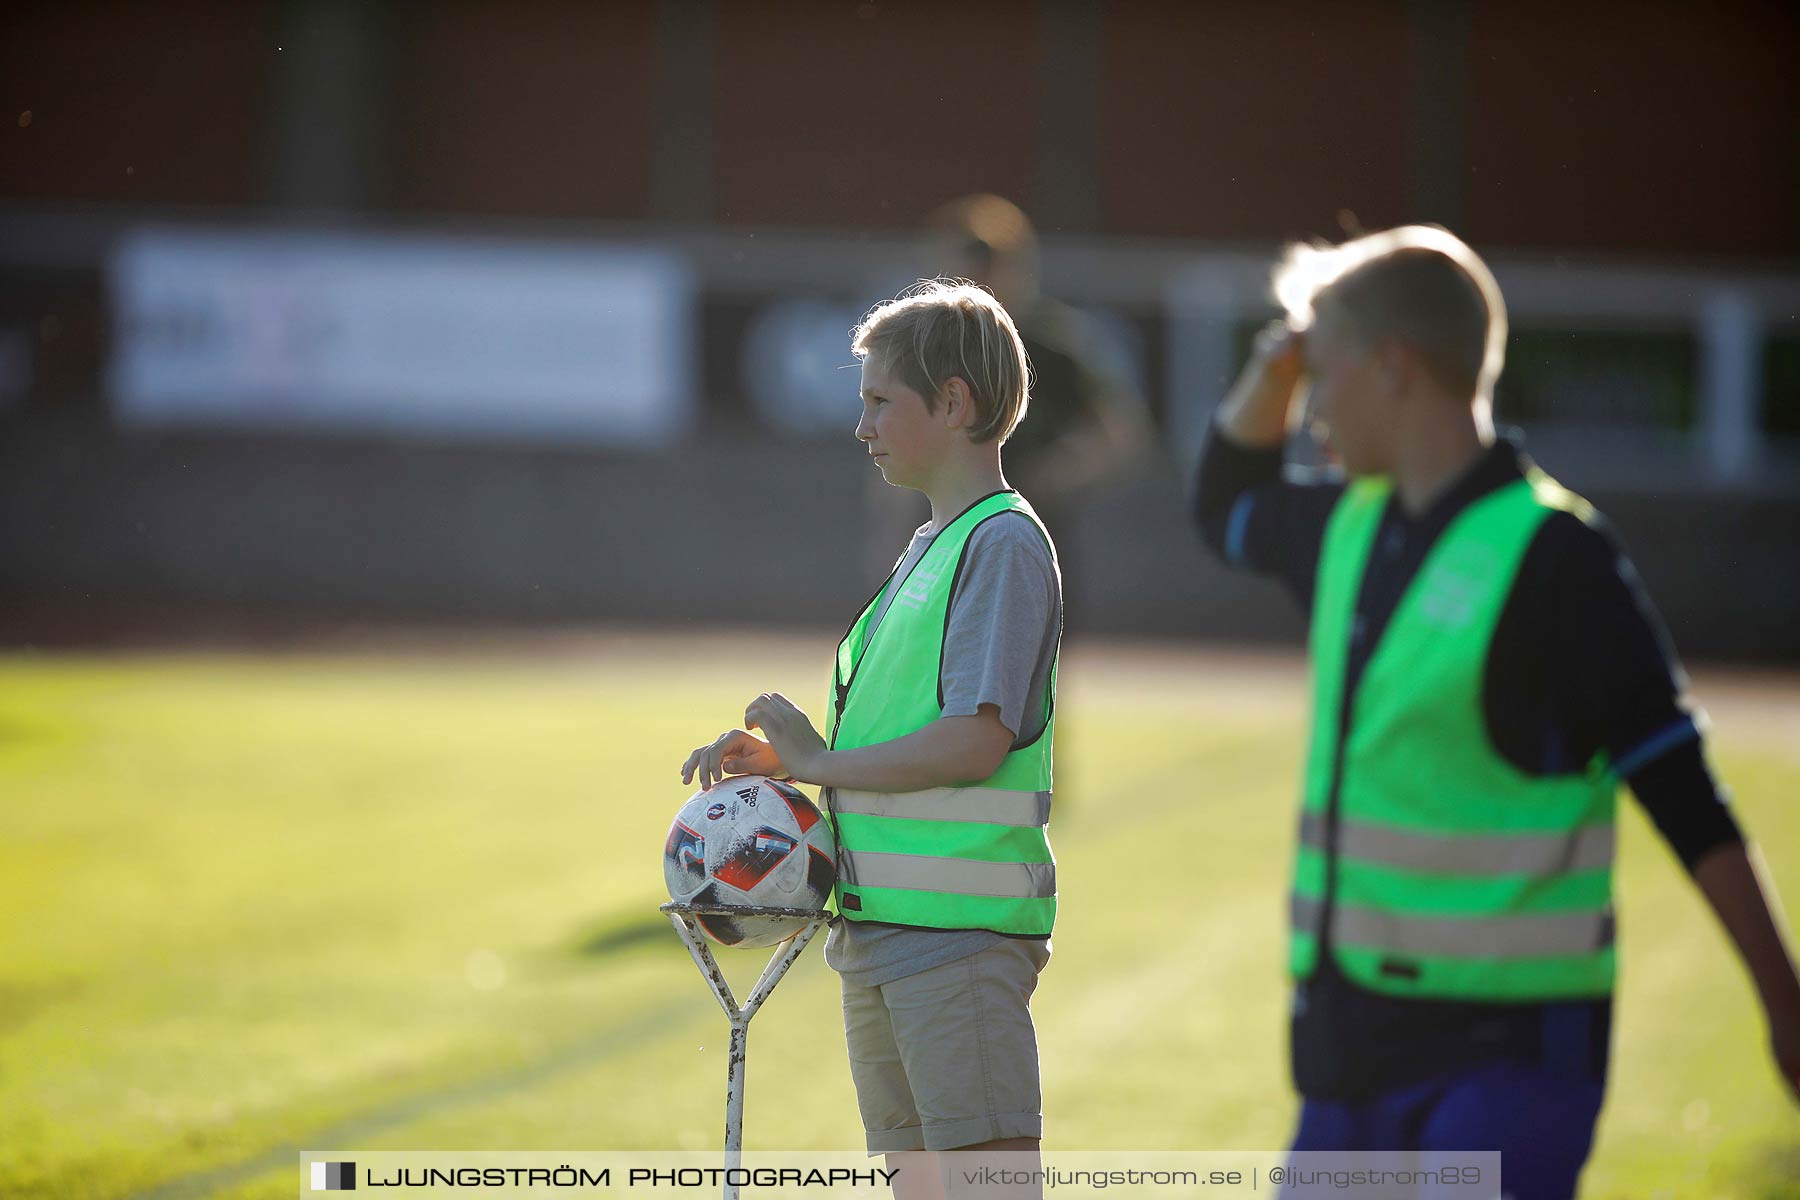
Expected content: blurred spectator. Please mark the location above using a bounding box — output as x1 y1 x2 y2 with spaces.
865 194 1153 585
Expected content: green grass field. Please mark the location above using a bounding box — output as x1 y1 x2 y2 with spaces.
2 634 1796 1199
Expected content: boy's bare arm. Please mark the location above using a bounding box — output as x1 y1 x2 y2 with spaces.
680 698 1015 794
1691 841 1800 1104
796 708 1015 793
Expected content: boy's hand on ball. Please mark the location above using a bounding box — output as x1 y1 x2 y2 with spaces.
745 692 827 783
681 728 784 791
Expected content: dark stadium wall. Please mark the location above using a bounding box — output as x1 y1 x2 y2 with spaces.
1 419 1796 660
385 3 658 222
0 1 275 210
709 1 1040 229
1097 4 1415 240
5 2 1798 255
1463 3 1800 259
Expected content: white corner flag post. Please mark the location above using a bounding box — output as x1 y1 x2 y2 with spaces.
662 902 828 1200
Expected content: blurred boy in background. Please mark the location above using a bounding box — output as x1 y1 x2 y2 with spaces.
1191 225 1800 1199
866 194 1151 588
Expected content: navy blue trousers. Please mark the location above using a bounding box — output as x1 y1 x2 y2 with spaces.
1288 1061 1605 1200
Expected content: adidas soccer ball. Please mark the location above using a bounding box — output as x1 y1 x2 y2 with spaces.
663 776 837 948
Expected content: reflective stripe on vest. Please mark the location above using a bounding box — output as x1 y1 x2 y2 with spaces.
1297 811 1616 877
1295 470 1618 1001
832 787 1053 826
839 849 1057 899
824 490 1059 936
1290 894 1615 960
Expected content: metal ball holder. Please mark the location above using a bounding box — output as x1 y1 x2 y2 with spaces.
661 901 829 1200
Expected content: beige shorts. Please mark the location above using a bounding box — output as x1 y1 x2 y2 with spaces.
840 939 1050 1154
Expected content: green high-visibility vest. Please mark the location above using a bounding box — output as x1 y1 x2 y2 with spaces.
1294 469 1618 1001
824 490 1058 935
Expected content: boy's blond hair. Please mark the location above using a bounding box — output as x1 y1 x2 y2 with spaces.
851 279 1032 445
1273 225 1507 400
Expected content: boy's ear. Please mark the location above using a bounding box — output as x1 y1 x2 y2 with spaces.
940 377 972 429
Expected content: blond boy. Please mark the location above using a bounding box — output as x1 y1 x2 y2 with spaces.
684 280 1061 1199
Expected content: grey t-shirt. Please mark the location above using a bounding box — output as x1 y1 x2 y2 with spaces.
824 507 1062 987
